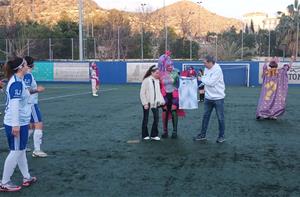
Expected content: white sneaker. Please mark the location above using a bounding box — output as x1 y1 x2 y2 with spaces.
26 147 32 152
32 150 48 158
92 94 98 97
0 181 22 192
151 136 161 141
143 136 150 140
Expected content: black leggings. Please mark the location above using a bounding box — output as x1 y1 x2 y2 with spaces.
163 93 178 133
142 106 159 138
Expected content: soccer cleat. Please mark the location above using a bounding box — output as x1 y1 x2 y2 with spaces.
151 136 161 141
143 136 150 140
0 181 22 192
32 150 48 158
193 134 207 141
22 177 37 187
216 137 226 143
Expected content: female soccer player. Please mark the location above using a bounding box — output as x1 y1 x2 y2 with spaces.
256 56 294 120
90 62 99 97
24 56 47 158
140 65 165 141
0 57 37 192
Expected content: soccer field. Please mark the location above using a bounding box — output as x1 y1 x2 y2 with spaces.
0 84 299 196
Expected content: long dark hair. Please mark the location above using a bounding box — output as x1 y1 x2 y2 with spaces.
143 65 159 80
269 61 278 68
4 57 24 79
24 56 34 68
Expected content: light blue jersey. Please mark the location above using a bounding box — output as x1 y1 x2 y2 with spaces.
24 72 38 104
4 75 31 126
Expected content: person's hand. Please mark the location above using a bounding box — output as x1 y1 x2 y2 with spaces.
37 86 45 93
197 76 202 81
12 126 20 137
144 104 149 110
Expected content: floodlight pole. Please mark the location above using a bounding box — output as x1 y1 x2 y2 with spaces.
79 0 84 61
164 0 168 51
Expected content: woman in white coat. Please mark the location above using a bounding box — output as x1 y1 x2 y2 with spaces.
140 65 165 141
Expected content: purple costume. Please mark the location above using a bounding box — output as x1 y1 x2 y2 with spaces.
256 63 290 119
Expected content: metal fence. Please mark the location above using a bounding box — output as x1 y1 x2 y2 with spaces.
0 38 109 61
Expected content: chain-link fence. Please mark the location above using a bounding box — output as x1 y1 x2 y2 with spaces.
0 38 108 61
0 37 210 61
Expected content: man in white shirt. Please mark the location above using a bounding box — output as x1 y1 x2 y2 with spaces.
194 56 226 143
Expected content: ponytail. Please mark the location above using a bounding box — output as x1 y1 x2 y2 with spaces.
143 65 158 80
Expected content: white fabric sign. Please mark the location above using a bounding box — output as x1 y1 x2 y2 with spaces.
179 77 198 110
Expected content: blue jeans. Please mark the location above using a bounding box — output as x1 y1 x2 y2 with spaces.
200 98 225 138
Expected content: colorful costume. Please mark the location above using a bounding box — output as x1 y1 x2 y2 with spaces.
90 62 100 97
159 52 184 138
256 61 291 119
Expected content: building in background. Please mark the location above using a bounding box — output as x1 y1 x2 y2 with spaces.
243 12 280 32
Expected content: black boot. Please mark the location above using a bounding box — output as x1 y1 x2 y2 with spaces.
171 110 178 139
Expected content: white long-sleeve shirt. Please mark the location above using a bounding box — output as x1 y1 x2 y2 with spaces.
201 63 226 100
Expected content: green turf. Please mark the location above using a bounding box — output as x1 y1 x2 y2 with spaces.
0 84 299 196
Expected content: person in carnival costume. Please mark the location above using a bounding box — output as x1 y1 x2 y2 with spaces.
158 51 185 139
256 56 295 120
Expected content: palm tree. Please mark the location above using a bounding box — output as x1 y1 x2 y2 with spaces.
277 0 300 57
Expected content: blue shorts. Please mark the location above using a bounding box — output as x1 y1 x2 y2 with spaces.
30 104 42 123
4 125 29 151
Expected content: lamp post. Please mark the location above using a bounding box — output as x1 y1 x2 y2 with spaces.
164 0 167 51
268 19 271 58
296 20 299 59
209 35 218 61
196 1 203 36
189 11 195 60
196 1 203 57
241 20 244 60
141 3 146 60
78 0 83 60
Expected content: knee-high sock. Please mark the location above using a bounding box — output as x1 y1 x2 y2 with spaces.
171 110 178 133
1 151 22 184
34 129 43 151
17 150 30 180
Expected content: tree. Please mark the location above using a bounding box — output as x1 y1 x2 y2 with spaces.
250 20 255 33
276 0 300 56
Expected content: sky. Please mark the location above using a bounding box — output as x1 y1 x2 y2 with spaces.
94 0 291 19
